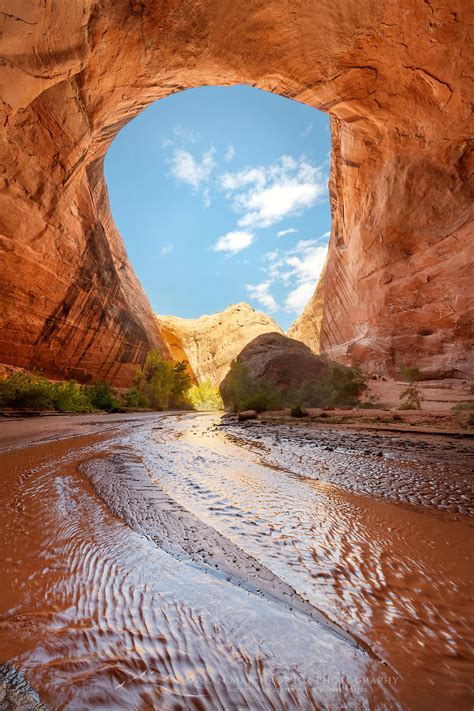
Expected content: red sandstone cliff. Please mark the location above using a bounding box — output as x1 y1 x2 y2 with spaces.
0 1 472 384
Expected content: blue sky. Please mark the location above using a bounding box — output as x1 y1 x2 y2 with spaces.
105 86 331 330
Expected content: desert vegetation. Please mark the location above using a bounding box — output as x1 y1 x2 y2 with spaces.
220 360 367 413
398 365 424 411
187 380 223 411
0 351 192 414
0 371 95 412
128 350 191 410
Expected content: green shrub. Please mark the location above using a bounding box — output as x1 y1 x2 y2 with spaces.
220 360 252 412
220 360 366 413
0 371 55 410
188 380 223 411
357 395 389 409
51 380 92 412
220 361 283 412
0 371 95 412
85 380 119 412
327 364 367 406
240 392 277 413
286 364 366 409
0 362 194 414
290 404 308 418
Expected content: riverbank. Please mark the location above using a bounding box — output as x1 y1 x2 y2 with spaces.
219 414 473 516
258 405 473 436
0 411 165 452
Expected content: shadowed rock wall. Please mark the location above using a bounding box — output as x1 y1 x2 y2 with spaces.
1 0 472 383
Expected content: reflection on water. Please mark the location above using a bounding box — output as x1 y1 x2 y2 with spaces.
0 415 472 709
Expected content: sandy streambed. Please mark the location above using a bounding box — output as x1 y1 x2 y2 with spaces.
0 412 472 709
221 417 474 515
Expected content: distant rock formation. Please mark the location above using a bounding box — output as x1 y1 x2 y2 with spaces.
220 332 328 391
157 303 283 386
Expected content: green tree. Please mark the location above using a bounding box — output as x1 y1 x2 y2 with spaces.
141 350 175 409
133 351 191 410
123 386 149 409
171 361 192 407
188 380 223 411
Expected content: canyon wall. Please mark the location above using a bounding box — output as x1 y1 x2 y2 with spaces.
1 0 472 384
158 303 283 387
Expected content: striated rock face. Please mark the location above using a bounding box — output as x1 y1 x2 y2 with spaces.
157 303 283 387
220 332 328 391
0 1 472 384
292 113 474 379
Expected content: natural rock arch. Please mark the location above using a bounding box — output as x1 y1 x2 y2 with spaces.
1 0 472 385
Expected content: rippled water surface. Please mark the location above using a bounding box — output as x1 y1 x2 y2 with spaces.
0 413 472 709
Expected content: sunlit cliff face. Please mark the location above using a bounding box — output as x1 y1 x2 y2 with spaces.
0 1 472 385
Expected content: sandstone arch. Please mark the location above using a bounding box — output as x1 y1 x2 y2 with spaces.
0 0 472 385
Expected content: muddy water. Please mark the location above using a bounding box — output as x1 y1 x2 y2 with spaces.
0 414 472 710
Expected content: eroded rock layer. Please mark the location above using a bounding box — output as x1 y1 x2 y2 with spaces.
157 303 283 387
1 1 472 384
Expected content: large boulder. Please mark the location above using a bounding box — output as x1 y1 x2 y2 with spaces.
220 332 328 391
237 410 258 421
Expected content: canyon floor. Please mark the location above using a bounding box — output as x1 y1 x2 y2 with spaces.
0 412 472 710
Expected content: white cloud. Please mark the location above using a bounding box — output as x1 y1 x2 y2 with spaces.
170 148 215 189
302 122 313 137
258 238 328 315
282 242 328 312
277 228 298 238
284 281 315 312
225 144 235 161
213 230 254 254
246 282 278 312
284 240 327 284
219 156 326 230
238 184 320 229
162 125 201 148
220 167 266 191
173 124 200 144
159 244 173 256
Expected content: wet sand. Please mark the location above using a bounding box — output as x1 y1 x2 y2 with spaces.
0 411 162 452
222 416 474 516
0 413 472 709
